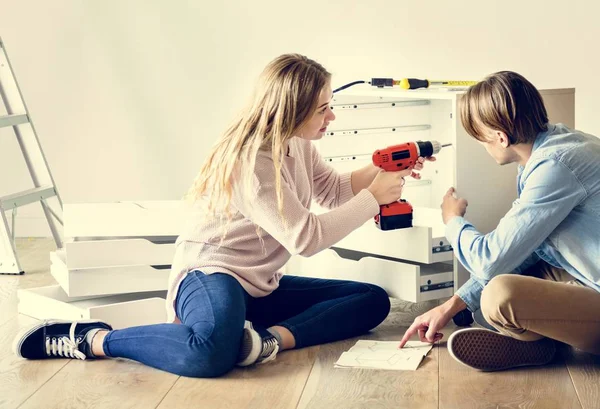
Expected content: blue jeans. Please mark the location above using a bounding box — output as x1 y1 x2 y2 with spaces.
102 272 390 378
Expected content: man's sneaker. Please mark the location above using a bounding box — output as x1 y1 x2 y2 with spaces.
13 320 113 360
448 328 556 371
236 323 279 367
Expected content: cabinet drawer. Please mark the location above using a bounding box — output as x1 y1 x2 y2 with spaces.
332 207 452 264
64 239 176 269
51 250 170 297
64 201 191 239
286 248 453 303
17 285 167 329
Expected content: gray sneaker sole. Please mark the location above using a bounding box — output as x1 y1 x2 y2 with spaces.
12 319 110 359
448 328 556 371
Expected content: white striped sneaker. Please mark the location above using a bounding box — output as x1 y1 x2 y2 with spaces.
236 322 279 367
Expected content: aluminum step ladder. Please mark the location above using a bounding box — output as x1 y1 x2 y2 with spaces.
0 37 63 274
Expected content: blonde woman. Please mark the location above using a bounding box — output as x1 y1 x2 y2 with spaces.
14 54 428 378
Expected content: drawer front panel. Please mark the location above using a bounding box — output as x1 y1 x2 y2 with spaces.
286 249 453 303
312 206 453 264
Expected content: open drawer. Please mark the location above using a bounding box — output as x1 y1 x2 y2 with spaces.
286 248 453 303
51 250 171 297
17 285 167 329
64 239 176 269
331 207 452 264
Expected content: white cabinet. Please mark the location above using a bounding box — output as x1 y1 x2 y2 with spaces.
288 87 575 302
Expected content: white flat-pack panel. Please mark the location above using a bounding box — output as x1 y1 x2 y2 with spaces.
286 249 453 303
51 250 170 297
64 239 176 269
17 285 167 329
63 201 194 239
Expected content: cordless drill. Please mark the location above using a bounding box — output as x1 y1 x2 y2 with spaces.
372 140 445 230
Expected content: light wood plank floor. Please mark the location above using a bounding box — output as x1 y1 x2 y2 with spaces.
1 239 599 409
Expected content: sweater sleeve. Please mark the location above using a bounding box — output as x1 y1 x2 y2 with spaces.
234 157 380 257
310 143 355 209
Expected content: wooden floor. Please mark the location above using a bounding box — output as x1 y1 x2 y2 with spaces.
1 239 599 409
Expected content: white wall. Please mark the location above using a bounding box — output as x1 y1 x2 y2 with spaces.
1 0 599 236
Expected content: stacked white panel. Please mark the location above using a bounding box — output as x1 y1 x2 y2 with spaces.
18 200 192 327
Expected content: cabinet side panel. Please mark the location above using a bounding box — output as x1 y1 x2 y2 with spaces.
453 97 518 289
540 88 575 128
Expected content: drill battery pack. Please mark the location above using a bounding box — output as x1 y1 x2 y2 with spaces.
374 200 413 230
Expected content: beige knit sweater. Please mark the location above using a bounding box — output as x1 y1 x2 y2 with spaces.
165 137 380 322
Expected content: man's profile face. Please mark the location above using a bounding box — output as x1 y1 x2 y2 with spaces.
477 127 513 166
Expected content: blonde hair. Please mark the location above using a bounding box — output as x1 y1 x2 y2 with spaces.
460 71 548 144
186 54 331 236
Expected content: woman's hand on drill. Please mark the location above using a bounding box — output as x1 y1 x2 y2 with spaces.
367 156 436 204
367 170 408 205
410 156 436 180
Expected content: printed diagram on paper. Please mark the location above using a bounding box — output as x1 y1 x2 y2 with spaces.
334 340 434 371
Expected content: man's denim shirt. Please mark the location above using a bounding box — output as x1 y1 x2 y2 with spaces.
446 123 600 312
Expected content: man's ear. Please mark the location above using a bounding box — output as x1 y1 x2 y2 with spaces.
496 131 511 148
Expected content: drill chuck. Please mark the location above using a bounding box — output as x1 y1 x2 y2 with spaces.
415 140 442 157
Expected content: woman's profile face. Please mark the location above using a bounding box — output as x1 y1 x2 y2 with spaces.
296 84 335 141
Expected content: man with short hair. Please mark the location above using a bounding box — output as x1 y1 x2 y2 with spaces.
399 71 600 371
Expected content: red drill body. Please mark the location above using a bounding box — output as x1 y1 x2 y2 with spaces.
372 141 442 230
372 142 420 172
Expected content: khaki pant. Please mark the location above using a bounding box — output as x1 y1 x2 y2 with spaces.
481 261 600 355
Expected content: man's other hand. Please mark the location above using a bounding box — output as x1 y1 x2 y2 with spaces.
441 187 468 224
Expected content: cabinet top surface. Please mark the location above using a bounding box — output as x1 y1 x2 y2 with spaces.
335 86 462 100
334 86 574 101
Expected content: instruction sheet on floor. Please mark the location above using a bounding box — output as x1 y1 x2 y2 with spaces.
335 340 434 371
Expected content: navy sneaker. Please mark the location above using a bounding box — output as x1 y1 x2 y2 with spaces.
236 322 279 367
13 320 113 360
448 328 556 371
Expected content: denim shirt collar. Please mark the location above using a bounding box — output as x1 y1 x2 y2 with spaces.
518 123 556 173
532 123 556 153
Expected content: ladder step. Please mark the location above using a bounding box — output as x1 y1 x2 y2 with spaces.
0 113 29 128
0 186 57 210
